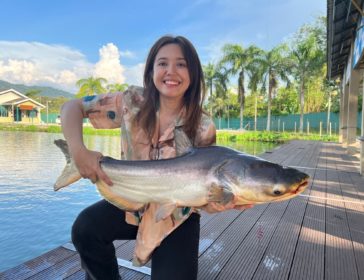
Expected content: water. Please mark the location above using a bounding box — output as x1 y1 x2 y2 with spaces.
0 131 277 272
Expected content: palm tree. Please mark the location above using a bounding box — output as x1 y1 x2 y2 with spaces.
323 77 339 134
246 59 265 131
107 83 129 93
219 44 260 129
76 77 107 97
213 66 229 99
289 27 325 133
203 63 216 99
255 44 291 131
203 63 230 119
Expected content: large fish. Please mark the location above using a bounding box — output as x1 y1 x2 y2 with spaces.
54 139 309 220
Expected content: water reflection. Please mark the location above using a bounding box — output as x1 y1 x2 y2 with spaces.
0 131 277 272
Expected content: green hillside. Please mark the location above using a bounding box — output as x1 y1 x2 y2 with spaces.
0 80 74 98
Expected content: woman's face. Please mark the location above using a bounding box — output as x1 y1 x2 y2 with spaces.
153 43 191 104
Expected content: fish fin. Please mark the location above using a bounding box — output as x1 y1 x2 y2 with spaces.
155 203 177 222
174 127 193 156
96 180 145 211
208 183 234 205
54 139 72 164
54 161 82 191
54 139 82 190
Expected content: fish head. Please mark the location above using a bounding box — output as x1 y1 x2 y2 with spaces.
216 155 309 204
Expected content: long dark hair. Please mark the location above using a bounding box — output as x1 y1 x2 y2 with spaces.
134 35 206 142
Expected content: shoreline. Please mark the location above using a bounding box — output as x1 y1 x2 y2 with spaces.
0 122 339 142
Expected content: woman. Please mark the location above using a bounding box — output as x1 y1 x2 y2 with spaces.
61 35 248 280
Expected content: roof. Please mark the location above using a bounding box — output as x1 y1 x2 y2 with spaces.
327 0 364 79
0 88 46 108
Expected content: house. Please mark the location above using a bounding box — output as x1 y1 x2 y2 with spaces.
0 89 46 124
327 0 364 174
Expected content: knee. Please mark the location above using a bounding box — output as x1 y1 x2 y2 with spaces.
71 208 97 248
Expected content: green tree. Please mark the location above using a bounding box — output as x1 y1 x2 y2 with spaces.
272 85 299 115
76 77 107 97
255 44 291 130
219 44 260 129
203 63 217 101
25 89 41 99
288 18 326 132
107 83 129 93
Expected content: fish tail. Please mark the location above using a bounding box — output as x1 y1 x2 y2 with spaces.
54 139 82 191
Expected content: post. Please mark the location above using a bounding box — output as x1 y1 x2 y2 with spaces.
327 92 331 134
16 106 19 122
46 101 49 124
278 119 280 132
360 71 364 175
319 121 322 137
340 80 349 145
307 121 310 134
346 68 360 154
254 95 257 131
330 122 332 136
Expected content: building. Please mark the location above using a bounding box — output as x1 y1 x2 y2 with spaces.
0 89 46 124
327 0 364 174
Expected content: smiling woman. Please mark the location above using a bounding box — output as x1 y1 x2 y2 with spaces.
153 44 191 102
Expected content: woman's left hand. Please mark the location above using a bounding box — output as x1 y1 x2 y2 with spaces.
202 197 254 213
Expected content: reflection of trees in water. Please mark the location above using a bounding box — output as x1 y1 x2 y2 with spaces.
217 140 278 156
84 135 121 158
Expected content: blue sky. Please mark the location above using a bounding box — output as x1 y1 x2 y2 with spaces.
0 0 326 92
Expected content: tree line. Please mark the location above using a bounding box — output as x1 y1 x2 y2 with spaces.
204 16 343 133
27 15 362 132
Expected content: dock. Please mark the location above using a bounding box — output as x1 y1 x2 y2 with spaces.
1 140 364 280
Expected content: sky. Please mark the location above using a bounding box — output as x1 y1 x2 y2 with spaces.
0 0 326 93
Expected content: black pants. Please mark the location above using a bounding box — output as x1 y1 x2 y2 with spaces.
72 200 200 280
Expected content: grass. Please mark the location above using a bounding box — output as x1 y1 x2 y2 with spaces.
0 123 338 142
216 130 338 142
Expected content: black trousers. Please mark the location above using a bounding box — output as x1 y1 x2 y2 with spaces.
71 200 200 280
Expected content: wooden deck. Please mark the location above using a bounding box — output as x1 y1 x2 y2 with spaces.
1 140 364 280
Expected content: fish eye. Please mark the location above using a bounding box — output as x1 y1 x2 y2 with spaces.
274 190 282 195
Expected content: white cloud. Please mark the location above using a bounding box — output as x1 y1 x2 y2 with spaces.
93 43 125 84
0 59 37 84
119 50 135 58
124 63 145 87
0 41 142 93
0 41 92 92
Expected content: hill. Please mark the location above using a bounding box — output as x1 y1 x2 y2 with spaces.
0 80 74 99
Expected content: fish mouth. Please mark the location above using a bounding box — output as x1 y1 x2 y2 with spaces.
291 179 309 195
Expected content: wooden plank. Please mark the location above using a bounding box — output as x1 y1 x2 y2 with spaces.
25 253 82 280
0 247 76 280
198 210 241 255
251 169 315 280
289 169 326 280
340 172 364 280
325 168 358 280
214 201 291 280
198 205 268 279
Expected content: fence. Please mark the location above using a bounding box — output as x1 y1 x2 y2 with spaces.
40 112 363 134
214 112 363 134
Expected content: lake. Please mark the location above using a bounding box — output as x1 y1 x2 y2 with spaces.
0 131 277 272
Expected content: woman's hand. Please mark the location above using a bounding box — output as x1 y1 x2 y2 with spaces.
72 147 113 186
202 197 254 213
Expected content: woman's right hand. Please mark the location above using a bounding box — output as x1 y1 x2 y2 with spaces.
60 99 113 187
72 147 113 186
